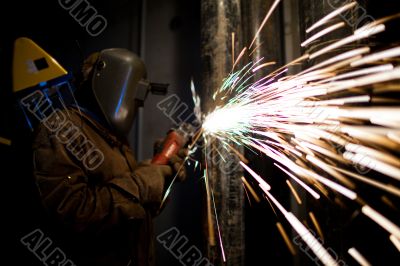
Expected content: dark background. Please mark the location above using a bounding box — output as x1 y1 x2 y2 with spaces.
1 0 400 265
1 1 203 265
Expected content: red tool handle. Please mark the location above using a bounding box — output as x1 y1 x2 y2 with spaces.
151 131 185 165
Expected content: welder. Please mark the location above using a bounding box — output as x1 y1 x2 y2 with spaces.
32 49 188 266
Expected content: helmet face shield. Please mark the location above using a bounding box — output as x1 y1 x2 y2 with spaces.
91 48 147 135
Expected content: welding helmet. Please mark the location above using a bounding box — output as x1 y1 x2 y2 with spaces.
90 48 149 135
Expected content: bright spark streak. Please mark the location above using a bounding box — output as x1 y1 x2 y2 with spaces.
332 166 400 197
310 24 385 59
204 169 216 246
275 163 321 199
345 143 400 167
241 176 261 202
276 222 297 256
306 1 357 33
329 66 400 93
348 248 371 266
301 47 370 75
286 180 302 205
287 212 339 266
362 205 400 239
240 161 271 191
204 164 226 261
252 61 276 72
265 191 339 266
344 152 400 181
249 0 282 49
210 185 226 262
321 64 394 83
304 157 358 200
351 46 400 67
389 235 400 252
309 212 324 240
301 22 345 47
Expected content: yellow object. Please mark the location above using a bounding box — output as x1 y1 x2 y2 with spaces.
0 136 11 146
13 37 67 92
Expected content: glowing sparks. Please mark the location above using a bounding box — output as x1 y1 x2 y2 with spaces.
309 212 324 241
344 152 400 181
202 105 252 136
309 24 385 59
362 205 400 239
196 2 400 264
332 166 400 197
240 161 271 191
389 235 400 252
276 222 297 256
301 22 345 47
204 169 216 246
286 180 302 205
348 248 371 266
265 191 338 266
306 1 357 33
275 164 321 200
241 176 261 203
249 0 282 49
351 46 400 67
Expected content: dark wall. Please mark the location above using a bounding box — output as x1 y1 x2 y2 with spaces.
2 0 142 75
140 1 203 265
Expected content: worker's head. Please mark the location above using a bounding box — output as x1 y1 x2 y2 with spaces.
79 49 148 136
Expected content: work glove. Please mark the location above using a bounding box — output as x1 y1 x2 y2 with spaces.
133 160 172 205
153 139 188 182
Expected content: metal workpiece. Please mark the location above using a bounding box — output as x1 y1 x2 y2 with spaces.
200 0 244 265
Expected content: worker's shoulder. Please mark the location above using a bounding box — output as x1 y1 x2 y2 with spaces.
33 107 107 151
33 107 90 136
34 106 124 148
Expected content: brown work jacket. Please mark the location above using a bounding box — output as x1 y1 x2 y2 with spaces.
32 107 158 266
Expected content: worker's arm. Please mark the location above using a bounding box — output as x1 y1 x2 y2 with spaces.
32 123 168 233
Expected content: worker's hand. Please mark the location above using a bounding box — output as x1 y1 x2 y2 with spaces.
133 160 173 205
153 139 188 182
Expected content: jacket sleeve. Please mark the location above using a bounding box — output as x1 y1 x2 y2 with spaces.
33 123 146 233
